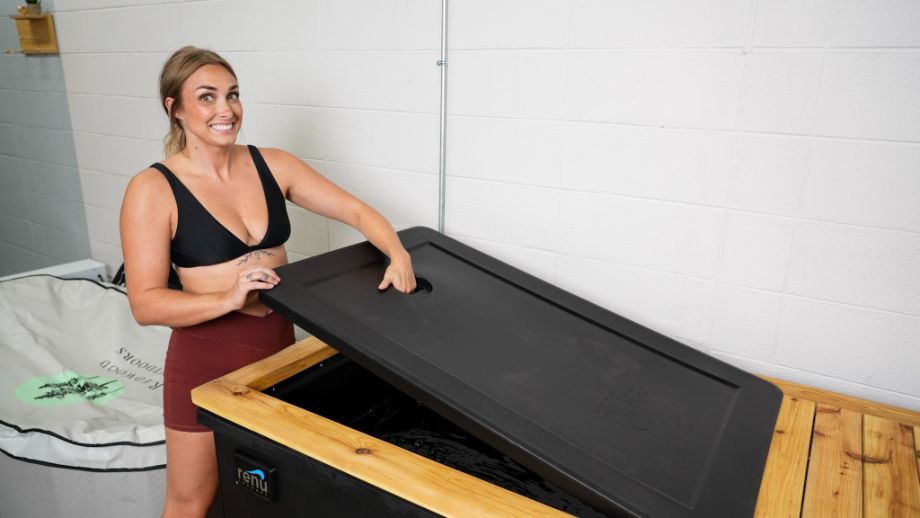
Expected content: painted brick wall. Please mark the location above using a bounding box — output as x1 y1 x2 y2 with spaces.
2 0 917 409
0 0 90 276
443 0 920 410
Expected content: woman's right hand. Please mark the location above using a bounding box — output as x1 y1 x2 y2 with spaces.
222 267 280 311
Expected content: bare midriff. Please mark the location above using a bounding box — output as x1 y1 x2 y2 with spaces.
176 244 289 317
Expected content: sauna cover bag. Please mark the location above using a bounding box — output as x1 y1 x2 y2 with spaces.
0 275 169 470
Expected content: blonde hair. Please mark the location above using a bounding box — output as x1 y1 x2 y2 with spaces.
159 46 237 157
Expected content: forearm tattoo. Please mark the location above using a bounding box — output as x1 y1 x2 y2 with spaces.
237 250 275 265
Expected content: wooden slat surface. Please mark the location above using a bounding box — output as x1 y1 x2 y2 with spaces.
863 415 920 518
915 427 920 497
755 396 817 518
754 386 920 518
801 405 862 518
762 376 920 428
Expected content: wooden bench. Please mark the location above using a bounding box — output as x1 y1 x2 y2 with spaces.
754 377 920 517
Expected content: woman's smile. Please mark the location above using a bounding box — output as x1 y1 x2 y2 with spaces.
209 121 236 134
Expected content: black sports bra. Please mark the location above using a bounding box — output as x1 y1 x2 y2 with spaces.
151 145 291 268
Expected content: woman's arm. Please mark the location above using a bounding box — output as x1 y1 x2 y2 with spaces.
119 169 279 327
263 148 416 293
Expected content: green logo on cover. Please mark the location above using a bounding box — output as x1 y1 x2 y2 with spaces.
16 371 125 406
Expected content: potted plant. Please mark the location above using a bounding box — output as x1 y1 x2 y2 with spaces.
24 0 41 15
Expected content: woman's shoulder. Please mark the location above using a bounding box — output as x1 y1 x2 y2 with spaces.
124 165 174 205
251 145 296 163
129 165 170 188
251 146 312 181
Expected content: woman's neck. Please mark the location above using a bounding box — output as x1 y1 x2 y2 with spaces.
180 142 237 180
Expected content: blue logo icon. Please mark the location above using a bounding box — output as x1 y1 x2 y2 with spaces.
235 452 275 500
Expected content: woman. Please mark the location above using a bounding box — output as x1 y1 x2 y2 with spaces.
120 46 416 517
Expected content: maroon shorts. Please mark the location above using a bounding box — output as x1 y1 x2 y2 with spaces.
163 311 294 432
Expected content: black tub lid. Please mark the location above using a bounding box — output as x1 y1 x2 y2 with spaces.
262 227 782 518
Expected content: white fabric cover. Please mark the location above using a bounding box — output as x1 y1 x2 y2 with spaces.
0 453 167 518
0 275 169 470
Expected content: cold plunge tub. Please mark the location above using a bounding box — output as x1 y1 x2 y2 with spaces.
194 227 783 517
0 271 170 518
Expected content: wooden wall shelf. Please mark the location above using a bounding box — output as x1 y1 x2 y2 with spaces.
8 13 58 55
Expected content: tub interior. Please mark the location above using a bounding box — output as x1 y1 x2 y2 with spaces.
267 354 605 517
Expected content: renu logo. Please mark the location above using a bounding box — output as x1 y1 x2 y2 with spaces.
234 450 275 501
237 467 269 497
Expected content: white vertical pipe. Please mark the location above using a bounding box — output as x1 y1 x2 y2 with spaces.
437 0 448 233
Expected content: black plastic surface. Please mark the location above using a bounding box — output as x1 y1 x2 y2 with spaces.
199 409 438 518
262 227 783 518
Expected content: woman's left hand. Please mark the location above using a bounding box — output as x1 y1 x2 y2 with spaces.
378 252 416 294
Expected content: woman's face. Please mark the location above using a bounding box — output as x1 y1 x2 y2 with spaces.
172 64 242 150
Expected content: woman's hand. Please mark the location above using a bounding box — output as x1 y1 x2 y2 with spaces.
378 252 416 294
222 266 281 310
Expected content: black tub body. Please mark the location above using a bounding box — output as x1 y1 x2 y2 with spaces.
199 409 438 518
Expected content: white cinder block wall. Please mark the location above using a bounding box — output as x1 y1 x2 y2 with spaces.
443 0 920 411
1 0 917 410
0 0 91 276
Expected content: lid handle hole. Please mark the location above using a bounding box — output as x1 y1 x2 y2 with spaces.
413 275 432 294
